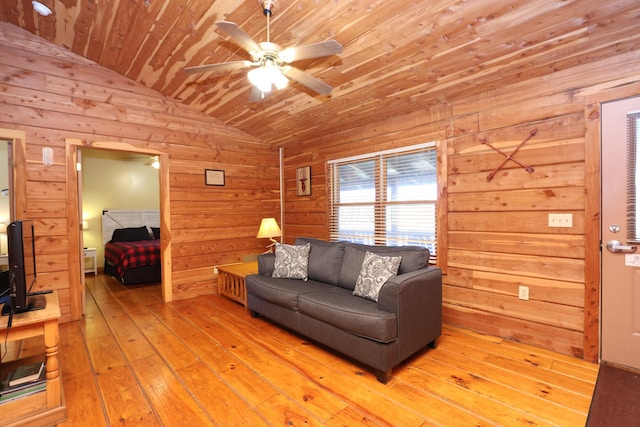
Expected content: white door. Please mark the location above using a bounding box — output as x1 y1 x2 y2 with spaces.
601 96 640 370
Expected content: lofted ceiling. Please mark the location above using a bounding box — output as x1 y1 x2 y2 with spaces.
1 0 639 146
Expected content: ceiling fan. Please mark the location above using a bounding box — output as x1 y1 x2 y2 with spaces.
184 0 343 99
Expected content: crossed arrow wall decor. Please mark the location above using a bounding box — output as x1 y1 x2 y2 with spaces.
480 128 537 181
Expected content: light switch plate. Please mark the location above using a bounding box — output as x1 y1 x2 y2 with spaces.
548 213 573 227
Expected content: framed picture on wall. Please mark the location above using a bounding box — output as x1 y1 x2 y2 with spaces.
205 169 225 186
296 166 311 196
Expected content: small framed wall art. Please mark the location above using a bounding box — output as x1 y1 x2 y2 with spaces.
296 166 311 196
205 169 225 186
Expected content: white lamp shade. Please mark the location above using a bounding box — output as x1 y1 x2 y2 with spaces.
0 222 6 233
256 217 282 239
248 67 273 93
271 67 289 90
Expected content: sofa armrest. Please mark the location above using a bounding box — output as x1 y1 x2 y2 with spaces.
257 253 276 276
377 266 442 360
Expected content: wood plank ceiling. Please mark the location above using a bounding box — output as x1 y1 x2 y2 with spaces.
1 0 639 146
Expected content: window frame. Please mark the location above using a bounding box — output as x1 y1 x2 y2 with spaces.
328 142 438 260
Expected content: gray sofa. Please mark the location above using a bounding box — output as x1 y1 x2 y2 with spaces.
245 237 442 383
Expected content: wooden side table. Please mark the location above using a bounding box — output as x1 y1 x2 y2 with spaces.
218 261 258 311
0 292 66 427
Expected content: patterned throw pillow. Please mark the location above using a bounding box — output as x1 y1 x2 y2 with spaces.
272 243 311 280
353 251 402 302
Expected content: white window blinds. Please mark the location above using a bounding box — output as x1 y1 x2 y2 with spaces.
627 111 640 242
328 143 438 258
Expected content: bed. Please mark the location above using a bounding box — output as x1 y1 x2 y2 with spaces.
103 226 161 285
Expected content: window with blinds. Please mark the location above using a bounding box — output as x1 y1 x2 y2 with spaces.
328 143 438 258
627 111 640 243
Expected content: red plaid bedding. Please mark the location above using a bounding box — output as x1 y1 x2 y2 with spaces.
105 239 160 278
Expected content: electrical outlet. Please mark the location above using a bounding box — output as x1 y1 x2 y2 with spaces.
518 285 529 301
213 266 218 275
548 213 573 228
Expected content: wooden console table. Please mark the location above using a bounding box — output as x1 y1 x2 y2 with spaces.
0 292 66 427
218 261 258 311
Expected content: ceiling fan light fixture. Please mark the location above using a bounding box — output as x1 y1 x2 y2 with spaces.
248 60 288 93
248 67 273 93
32 0 53 16
271 68 289 90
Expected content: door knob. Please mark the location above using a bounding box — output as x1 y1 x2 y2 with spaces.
606 240 638 253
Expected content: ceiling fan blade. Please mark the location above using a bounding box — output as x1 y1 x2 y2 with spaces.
281 66 334 95
281 40 343 63
215 21 262 54
184 60 253 75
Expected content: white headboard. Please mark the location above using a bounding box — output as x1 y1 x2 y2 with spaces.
101 209 160 245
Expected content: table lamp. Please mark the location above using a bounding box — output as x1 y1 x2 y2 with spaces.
257 217 281 253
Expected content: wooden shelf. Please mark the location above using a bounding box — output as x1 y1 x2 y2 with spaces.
0 292 67 426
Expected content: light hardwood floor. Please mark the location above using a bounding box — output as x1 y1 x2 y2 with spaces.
46 273 598 426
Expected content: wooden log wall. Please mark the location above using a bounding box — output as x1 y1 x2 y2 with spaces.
0 23 281 322
281 49 640 361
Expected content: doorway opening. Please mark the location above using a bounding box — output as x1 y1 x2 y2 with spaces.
80 148 161 284
66 140 171 320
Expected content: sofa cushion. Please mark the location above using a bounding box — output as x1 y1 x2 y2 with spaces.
258 252 276 276
246 276 333 311
295 238 345 286
339 244 429 289
272 243 311 280
353 251 402 302
297 288 397 343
